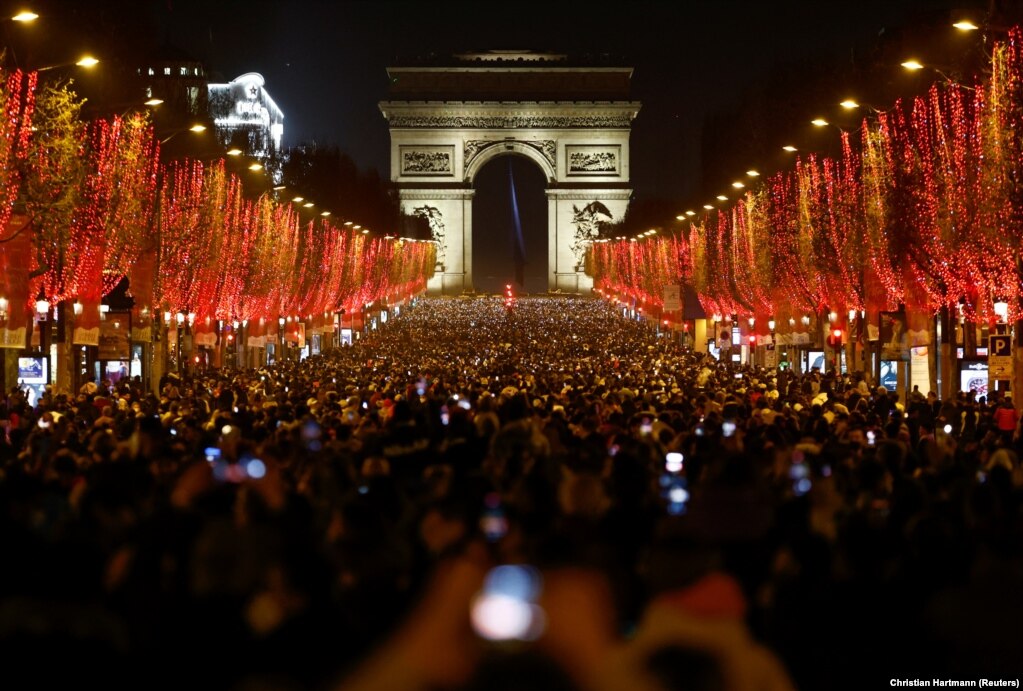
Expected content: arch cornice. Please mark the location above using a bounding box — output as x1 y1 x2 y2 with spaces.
545 188 633 201
379 101 640 129
398 189 475 200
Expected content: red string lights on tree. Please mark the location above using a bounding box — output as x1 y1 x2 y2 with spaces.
0 64 437 359
587 26 1023 332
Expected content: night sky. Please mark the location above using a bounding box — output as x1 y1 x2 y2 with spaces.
139 0 984 200
145 0 990 291
14 0 995 290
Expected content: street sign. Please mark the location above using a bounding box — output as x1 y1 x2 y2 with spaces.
663 285 681 312
988 334 1012 380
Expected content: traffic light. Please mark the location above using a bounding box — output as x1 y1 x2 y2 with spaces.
826 328 843 347
748 334 757 346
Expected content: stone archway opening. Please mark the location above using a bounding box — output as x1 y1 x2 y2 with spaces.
472 154 548 294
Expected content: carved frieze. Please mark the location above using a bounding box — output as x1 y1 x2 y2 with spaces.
566 145 621 176
389 114 634 129
400 145 454 176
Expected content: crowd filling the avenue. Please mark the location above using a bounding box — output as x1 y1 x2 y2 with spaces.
1 296 1020 690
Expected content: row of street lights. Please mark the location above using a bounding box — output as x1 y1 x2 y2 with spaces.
673 15 1005 222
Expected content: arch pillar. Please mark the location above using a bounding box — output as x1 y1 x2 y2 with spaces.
399 188 475 295
546 188 632 293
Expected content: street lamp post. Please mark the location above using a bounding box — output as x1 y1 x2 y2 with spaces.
64 299 83 392
35 292 50 385
848 308 858 375
174 311 184 375
278 316 286 363
801 314 812 374
160 310 171 389
186 312 196 374
235 319 246 368
728 314 737 364
827 310 838 374
747 316 756 366
785 317 795 369
712 313 722 359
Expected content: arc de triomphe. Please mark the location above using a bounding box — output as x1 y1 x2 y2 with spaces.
379 51 640 295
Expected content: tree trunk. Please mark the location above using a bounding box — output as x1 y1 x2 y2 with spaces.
939 306 954 401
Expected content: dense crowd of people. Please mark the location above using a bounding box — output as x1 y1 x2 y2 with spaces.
1 296 1021 690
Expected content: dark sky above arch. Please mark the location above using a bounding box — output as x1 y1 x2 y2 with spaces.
140 0 977 203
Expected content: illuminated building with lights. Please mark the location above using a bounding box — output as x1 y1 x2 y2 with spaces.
208 73 285 161
139 45 209 123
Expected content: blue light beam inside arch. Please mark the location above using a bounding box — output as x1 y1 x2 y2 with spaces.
508 159 527 287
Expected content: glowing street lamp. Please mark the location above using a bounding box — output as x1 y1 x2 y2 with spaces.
901 59 924 71
160 124 207 145
994 299 1009 323
782 145 797 152
12 10 39 22
811 118 829 127
953 20 979 31
34 292 51 359
37 55 100 72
